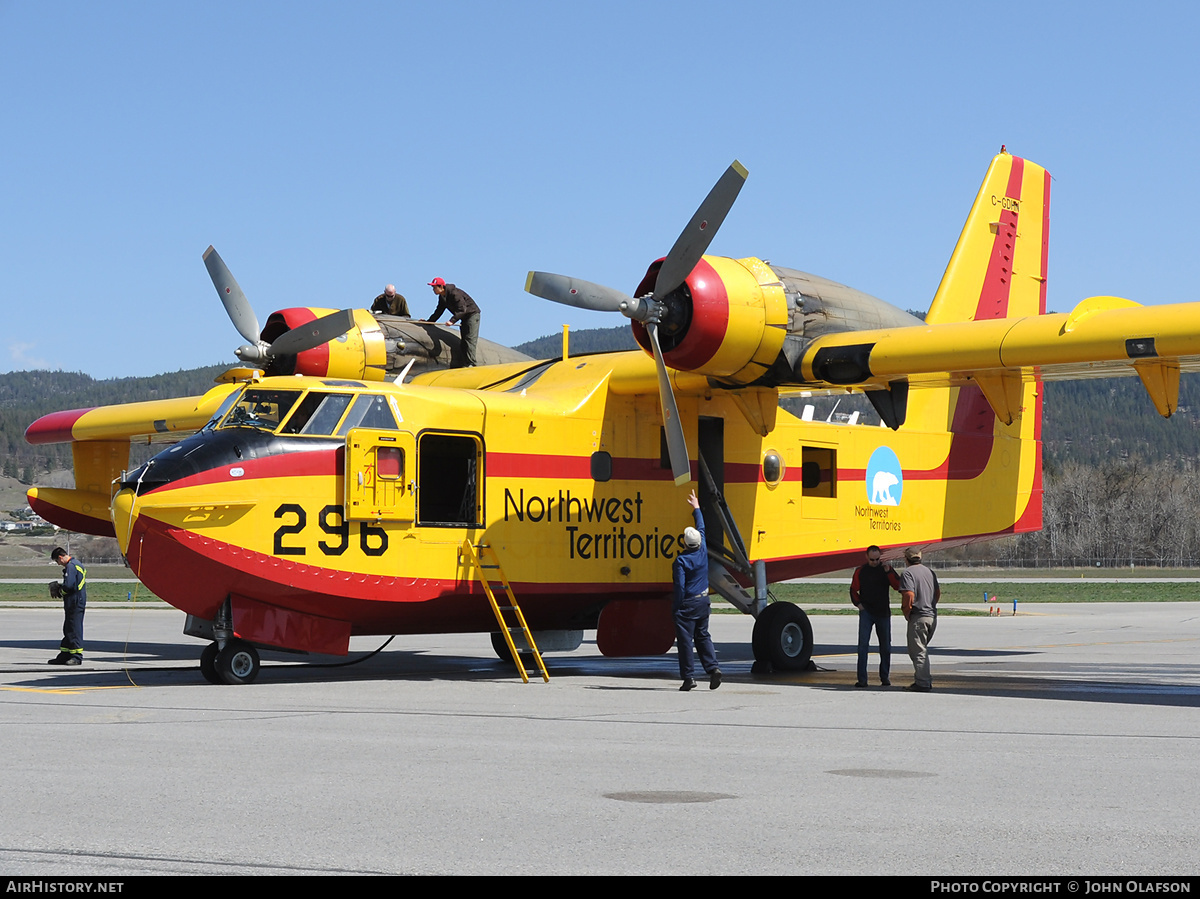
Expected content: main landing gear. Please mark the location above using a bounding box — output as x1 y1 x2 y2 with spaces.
751 603 814 674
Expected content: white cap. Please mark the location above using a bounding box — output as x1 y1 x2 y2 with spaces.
683 526 701 548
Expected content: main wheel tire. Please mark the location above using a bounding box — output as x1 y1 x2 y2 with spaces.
753 603 813 671
751 603 785 662
490 631 535 666
199 642 221 685
216 639 261 685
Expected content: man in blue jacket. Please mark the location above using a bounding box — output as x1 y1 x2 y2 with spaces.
673 490 721 691
48 547 87 666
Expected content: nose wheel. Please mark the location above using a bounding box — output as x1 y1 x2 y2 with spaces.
199 639 262 685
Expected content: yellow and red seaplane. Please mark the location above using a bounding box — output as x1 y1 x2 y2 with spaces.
25 150 1199 684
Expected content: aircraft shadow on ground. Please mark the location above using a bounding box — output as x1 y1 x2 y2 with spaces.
3 639 1197 707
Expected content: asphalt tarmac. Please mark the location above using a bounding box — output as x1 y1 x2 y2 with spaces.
0 603 1197 876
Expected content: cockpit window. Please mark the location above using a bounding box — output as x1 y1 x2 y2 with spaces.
202 388 244 431
336 394 398 434
280 392 354 436
220 389 302 431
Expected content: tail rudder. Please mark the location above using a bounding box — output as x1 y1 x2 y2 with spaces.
926 151 1050 325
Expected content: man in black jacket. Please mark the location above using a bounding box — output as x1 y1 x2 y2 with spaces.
424 277 481 367
849 544 899 687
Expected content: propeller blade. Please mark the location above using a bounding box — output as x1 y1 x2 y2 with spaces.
203 245 261 346
647 322 692 485
525 271 634 313
267 309 356 357
653 160 748 299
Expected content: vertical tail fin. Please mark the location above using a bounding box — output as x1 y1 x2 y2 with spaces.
926 151 1050 325
913 152 1048 539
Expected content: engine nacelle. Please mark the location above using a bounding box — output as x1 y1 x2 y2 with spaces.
630 255 788 385
260 308 387 381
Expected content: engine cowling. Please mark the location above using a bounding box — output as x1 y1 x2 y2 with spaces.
259 308 387 380
630 255 787 385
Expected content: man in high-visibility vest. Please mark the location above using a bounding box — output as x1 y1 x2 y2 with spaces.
48 547 87 666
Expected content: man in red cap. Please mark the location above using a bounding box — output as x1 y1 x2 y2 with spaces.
424 278 481 367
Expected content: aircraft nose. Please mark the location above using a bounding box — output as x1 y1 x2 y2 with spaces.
111 488 139 555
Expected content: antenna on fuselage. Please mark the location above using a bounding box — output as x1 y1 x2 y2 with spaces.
394 359 416 385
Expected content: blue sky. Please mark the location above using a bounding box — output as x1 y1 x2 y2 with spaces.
2 1 1197 378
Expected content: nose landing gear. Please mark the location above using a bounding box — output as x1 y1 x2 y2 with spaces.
199 638 261 685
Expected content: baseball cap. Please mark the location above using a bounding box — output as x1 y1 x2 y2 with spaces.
428 277 445 287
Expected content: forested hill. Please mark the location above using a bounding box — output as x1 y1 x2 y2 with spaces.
513 327 639 358
1 365 227 477
2 331 1199 480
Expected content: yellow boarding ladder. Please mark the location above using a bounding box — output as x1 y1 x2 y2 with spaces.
462 540 549 683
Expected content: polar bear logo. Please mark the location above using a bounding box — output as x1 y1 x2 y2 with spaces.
865 446 903 507
871 470 899 506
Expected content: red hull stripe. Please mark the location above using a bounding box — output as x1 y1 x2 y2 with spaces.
25 407 93 445
128 513 667 627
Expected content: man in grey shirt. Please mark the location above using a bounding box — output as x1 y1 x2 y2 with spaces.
899 547 939 692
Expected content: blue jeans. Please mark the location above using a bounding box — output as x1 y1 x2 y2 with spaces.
857 608 891 684
674 597 718 680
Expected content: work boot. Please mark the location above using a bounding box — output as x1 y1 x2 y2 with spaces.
680 679 698 692
709 669 722 690
63 655 82 667
47 653 70 665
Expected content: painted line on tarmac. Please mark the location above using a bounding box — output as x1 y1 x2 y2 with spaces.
0 684 137 694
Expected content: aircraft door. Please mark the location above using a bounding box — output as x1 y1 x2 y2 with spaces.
345 428 417 521
698 416 725 550
800 442 838 520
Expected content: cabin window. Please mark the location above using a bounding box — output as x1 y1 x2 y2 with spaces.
337 394 398 435
591 451 612 482
280 392 354 435
418 433 482 527
377 445 403 480
220 389 302 431
801 446 836 498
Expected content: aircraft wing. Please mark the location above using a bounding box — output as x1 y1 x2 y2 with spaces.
24 386 237 446
796 296 1200 422
24 383 240 537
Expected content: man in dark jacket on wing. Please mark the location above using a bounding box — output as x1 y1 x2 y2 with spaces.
424 277 481 367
